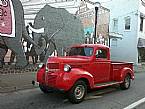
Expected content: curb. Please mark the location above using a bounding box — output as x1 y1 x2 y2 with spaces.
134 71 145 73
0 84 38 93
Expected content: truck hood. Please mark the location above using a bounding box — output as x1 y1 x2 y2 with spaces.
48 56 91 63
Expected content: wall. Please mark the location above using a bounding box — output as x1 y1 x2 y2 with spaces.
0 0 85 69
101 0 139 64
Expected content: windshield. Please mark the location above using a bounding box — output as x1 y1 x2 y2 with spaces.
68 47 93 56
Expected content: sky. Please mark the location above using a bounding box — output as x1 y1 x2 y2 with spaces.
21 0 112 16
90 0 113 5
20 0 112 3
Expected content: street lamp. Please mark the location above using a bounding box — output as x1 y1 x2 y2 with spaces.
94 2 101 44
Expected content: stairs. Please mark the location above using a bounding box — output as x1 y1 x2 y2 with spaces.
134 63 145 73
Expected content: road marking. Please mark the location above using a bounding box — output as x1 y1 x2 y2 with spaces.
92 87 117 96
85 95 102 100
63 96 102 103
124 97 145 109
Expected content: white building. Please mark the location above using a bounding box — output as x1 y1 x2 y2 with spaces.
100 0 145 66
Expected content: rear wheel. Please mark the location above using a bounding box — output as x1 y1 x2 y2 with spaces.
68 80 87 104
120 74 131 90
39 84 53 93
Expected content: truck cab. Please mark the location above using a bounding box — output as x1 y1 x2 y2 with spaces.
36 44 134 104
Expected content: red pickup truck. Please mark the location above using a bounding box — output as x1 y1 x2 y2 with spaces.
36 44 134 103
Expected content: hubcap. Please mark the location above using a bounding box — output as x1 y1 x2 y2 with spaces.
125 76 130 88
74 85 85 100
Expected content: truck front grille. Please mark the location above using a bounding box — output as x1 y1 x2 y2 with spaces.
48 63 59 69
47 63 59 72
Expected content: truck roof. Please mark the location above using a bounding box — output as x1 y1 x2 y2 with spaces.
71 44 109 49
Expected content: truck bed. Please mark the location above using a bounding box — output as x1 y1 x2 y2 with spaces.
111 61 133 70
110 61 134 81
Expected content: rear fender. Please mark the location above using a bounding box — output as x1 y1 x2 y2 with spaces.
120 67 134 81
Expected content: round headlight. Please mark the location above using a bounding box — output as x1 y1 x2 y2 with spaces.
64 64 71 72
38 63 44 68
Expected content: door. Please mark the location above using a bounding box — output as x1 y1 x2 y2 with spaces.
91 48 111 84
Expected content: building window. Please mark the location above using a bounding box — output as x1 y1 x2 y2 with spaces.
113 18 118 32
125 17 131 30
140 16 144 32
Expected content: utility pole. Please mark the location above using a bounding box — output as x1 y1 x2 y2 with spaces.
94 6 99 44
85 1 101 44
94 2 101 44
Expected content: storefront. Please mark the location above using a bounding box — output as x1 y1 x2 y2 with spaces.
138 38 145 63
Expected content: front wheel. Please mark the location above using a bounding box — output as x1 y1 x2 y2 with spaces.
67 80 87 104
120 74 131 90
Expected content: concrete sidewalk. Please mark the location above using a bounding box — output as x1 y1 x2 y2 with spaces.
0 72 38 93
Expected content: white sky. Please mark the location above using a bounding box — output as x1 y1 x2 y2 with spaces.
91 0 112 2
21 0 112 15
20 0 112 3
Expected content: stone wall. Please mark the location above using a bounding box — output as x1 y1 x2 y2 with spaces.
0 64 39 74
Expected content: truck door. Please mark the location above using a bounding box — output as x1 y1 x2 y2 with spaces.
92 48 111 84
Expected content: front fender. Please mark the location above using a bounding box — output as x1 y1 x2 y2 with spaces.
57 68 94 91
120 67 134 81
37 65 46 84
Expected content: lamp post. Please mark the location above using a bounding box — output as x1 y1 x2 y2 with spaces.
94 2 101 44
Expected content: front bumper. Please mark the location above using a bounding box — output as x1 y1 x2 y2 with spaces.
32 80 65 92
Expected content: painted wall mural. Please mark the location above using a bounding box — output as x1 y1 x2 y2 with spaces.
32 5 84 63
0 0 85 69
0 0 15 37
0 0 38 68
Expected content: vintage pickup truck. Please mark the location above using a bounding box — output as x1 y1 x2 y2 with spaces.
36 44 134 103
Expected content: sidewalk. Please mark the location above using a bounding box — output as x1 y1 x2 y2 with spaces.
0 72 38 93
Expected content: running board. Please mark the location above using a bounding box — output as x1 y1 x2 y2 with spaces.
94 81 123 88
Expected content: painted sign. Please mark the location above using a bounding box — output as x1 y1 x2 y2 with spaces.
0 0 15 37
79 9 95 35
77 1 95 40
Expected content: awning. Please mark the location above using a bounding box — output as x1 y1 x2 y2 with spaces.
138 38 145 48
109 32 123 39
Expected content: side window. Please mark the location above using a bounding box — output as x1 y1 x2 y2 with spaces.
96 49 107 59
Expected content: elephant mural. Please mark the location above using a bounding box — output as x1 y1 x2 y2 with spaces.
0 0 38 68
30 5 85 63
0 1 85 68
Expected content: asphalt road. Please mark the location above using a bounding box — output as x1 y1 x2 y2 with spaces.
0 72 145 109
